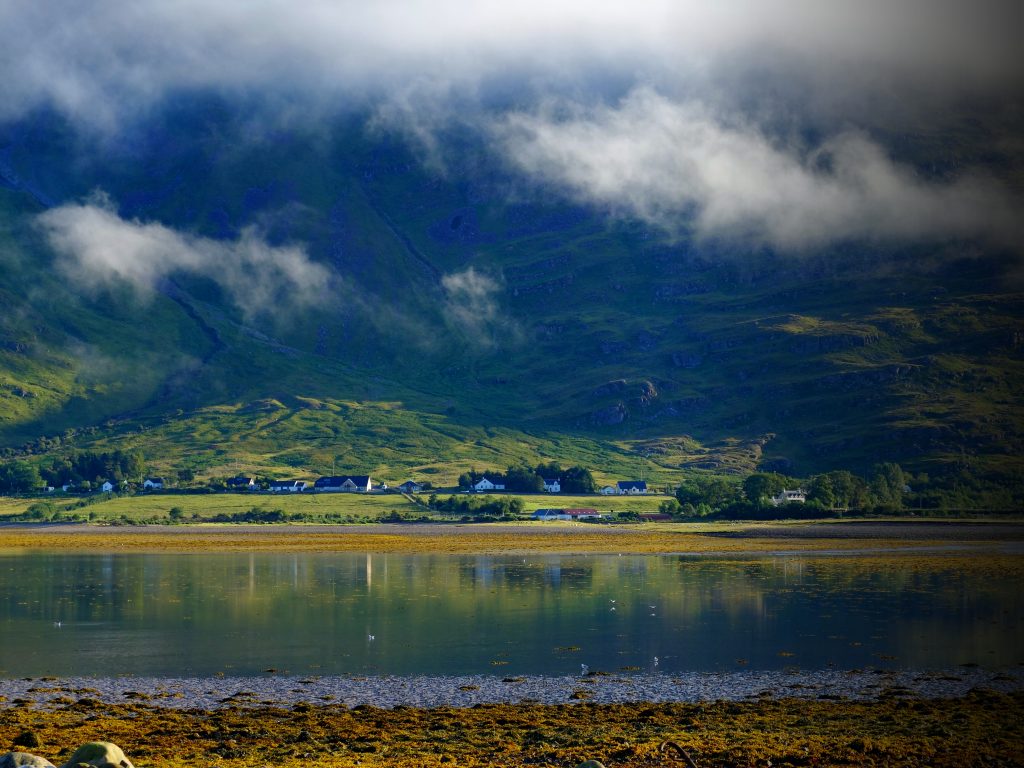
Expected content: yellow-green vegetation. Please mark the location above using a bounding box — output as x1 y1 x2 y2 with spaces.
2 692 1022 767
1 492 423 521
1 524 1019 564
0 491 670 523
0 497 31 516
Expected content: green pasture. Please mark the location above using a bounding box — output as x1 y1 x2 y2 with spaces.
0 489 670 522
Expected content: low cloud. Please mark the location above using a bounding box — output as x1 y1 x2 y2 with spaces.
495 89 1022 251
441 267 518 350
37 193 331 318
1 0 1020 130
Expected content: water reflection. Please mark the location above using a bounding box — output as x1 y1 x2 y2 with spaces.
0 553 1020 677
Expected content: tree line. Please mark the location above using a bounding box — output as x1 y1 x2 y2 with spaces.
664 463 921 519
0 450 147 493
457 463 596 493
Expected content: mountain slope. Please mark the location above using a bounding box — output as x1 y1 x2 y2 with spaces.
1 103 1022 488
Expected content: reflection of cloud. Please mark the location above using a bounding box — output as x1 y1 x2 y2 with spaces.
441 267 517 350
37 192 330 319
495 89 1022 251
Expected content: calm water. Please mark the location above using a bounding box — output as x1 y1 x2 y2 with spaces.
0 552 1021 677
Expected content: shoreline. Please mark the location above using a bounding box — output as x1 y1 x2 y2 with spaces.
2 520 1023 555
4 667 1022 711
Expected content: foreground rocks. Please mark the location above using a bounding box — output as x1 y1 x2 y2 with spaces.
1 744 132 768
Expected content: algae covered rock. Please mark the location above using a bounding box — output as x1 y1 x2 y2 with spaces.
0 753 57 768
575 762 607 768
60 743 133 768
10 733 41 750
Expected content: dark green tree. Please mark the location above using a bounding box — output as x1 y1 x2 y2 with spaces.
870 463 906 510
0 461 43 493
743 473 786 505
535 461 563 479
505 465 544 492
561 466 596 493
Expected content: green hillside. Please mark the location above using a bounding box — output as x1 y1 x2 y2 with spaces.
1 107 1022 495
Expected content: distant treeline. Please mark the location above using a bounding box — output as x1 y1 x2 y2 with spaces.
662 462 1023 518
0 451 139 493
428 494 525 519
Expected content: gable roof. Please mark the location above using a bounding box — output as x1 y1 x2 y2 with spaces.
617 480 647 491
314 475 371 488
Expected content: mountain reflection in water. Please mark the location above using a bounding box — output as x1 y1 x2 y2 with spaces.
0 553 1020 677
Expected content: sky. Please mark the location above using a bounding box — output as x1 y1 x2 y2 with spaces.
4 0 1022 264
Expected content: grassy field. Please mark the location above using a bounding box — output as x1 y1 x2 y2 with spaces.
0 490 671 522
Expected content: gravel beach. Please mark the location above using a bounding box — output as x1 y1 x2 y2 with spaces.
4 668 1022 711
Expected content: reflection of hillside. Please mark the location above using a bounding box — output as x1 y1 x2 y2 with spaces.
0 553 1020 676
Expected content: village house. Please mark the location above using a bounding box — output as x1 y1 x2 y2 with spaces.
143 477 165 490
616 480 648 495
771 488 806 506
398 480 423 493
314 475 373 492
227 476 256 490
269 480 308 493
473 476 505 492
600 480 648 495
542 478 561 493
100 480 116 493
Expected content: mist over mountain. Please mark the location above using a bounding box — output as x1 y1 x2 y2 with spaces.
1 1 1022 492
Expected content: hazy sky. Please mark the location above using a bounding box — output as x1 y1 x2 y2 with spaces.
6 0 1022 252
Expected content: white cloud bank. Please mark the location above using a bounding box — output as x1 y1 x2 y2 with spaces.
496 90 1022 251
4 1 1022 254
1 0 1020 127
37 195 330 318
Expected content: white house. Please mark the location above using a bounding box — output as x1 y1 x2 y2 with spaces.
542 478 561 493
399 480 423 493
473 476 506 492
227 476 256 490
616 480 648 495
600 485 617 495
269 480 308 493
770 489 806 506
100 480 115 493
314 475 373 492
143 477 165 490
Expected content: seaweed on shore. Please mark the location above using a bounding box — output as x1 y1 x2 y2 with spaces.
2 691 1023 767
